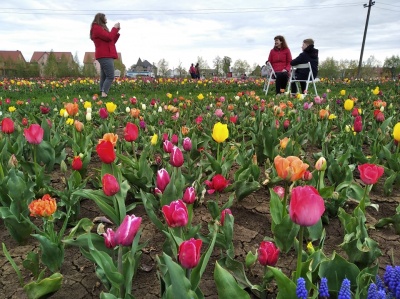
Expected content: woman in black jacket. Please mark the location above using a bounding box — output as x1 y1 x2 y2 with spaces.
290 39 318 94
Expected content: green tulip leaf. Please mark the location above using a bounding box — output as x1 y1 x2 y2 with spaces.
23 272 63 299
234 180 261 202
268 266 297 299
214 261 251 299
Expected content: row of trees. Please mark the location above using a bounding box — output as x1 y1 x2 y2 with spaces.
156 54 400 79
1 51 399 79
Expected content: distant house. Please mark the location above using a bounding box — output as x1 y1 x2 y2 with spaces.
199 68 217 78
30 51 74 77
83 52 123 75
0 50 27 77
127 58 157 77
167 68 188 78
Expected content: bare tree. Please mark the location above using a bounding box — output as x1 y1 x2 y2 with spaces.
232 59 250 75
213 56 224 77
176 61 187 78
196 56 209 70
157 58 169 77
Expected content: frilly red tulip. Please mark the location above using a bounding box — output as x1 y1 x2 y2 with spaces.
358 163 384 185
258 241 280 266
162 200 188 227
289 186 325 227
102 173 120 196
205 174 229 194
178 238 202 269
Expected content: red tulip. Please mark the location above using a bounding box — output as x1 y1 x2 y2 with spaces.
258 241 280 266
96 141 116 164
102 173 120 196
289 186 325 227
205 174 229 194
40 105 50 114
351 107 359 117
302 170 313 181
71 156 83 171
103 228 116 249
178 238 202 269
156 168 170 193
162 200 188 227
124 122 139 142
358 163 384 185
169 146 184 167
24 124 44 144
1 117 14 134
114 214 142 246
283 119 290 129
229 115 238 124
353 115 363 133
182 186 196 204
22 117 29 127
99 107 109 119
220 208 232 226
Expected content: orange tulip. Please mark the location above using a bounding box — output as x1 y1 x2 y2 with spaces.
227 104 235 111
319 109 329 119
65 103 79 116
279 137 290 149
29 194 57 217
181 126 190 135
99 133 118 146
274 155 309 182
130 108 141 118
74 120 84 132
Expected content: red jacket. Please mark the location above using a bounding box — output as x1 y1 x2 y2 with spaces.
268 47 292 72
91 24 120 59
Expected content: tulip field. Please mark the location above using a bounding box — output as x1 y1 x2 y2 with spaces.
0 76 400 299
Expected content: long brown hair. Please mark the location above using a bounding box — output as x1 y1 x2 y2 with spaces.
274 35 289 49
90 13 109 39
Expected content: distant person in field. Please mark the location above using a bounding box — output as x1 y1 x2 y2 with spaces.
189 63 196 79
266 35 292 94
195 63 201 79
90 13 120 98
290 38 319 94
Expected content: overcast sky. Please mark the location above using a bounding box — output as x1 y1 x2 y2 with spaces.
1 0 399 70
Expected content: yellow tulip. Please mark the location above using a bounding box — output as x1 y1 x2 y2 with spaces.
340 90 346 96
66 118 74 125
197 93 204 100
84 101 92 108
212 122 229 143
328 114 337 120
393 122 400 141
59 108 66 117
344 99 354 111
8 106 16 112
166 93 172 99
106 102 117 113
151 134 158 145
372 87 379 95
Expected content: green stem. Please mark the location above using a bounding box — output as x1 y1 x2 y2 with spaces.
295 226 304 281
282 181 289 218
185 268 191 280
131 141 136 160
261 267 269 299
359 184 369 213
118 246 124 298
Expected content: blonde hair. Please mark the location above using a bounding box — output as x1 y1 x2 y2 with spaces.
303 39 314 46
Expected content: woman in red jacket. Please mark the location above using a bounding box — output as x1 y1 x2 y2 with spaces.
90 13 120 98
266 35 292 94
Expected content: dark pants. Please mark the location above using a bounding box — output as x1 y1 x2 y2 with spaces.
97 58 115 94
291 72 308 94
274 72 289 94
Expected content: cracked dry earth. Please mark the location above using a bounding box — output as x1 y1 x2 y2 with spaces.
1 178 399 299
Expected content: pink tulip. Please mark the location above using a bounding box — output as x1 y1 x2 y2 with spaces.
171 134 179 145
102 174 120 196
163 140 174 153
169 146 184 167
258 241 280 266
178 238 202 269
182 137 192 152
156 168 170 193
354 115 363 133
272 186 285 199
182 187 196 204
358 163 384 185
162 200 188 227
114 215 142 246
24 124 44 144
289 186 325 227
99 107 108 119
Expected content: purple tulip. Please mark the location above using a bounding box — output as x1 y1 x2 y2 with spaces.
114 214 142 246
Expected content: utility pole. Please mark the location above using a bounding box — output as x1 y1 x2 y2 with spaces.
357 0 375 79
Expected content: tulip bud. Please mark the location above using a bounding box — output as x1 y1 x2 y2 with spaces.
178 238 202 269
302 170 313 181
156 168 170 193
103 228 116 249
8 154 18 168
114 214 142 246
257 241 280 266
182 137 192 151
71 156 83 171
169 146 184 167
102 174 120 196
272 186 285 199
315 157 327 171
60 160 68 173
182 187 196 204
283 119 290 129
220 208 232 226
171 134 179 145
